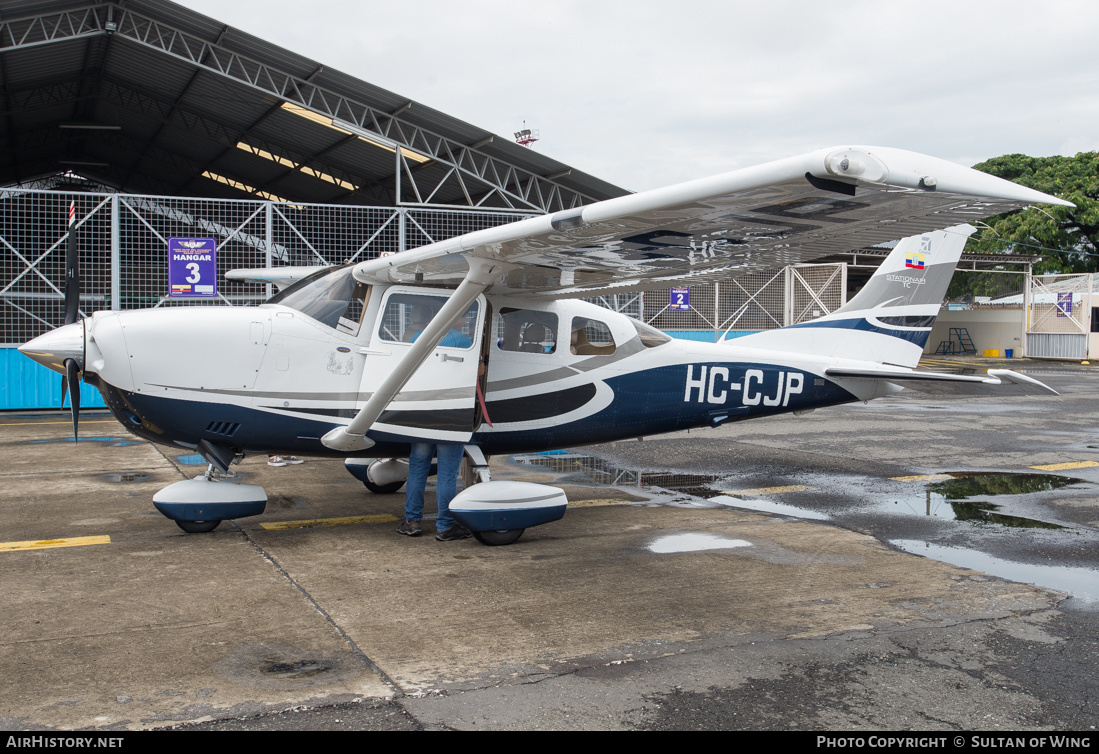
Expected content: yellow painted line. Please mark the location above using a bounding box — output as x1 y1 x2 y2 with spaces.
720 485 816 497
0 535 111 552
260 513 399 530
569 498 635 509
1030 461 1099 471
0 420 119 426
890 474 955 482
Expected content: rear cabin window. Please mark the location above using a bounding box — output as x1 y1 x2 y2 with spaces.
495 308 557 354
377 293 478 348
570 317 616 355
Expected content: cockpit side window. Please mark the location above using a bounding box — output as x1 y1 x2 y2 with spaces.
495 308 557 354
570 317 616 356
267 266 370 335
377 293 478 349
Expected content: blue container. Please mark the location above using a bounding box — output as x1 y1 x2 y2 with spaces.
1 347 107 410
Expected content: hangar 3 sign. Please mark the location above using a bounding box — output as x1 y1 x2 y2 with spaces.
168 237 217 298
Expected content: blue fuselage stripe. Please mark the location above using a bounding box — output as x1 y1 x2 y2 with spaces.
94 360 857 458
785 318 931 347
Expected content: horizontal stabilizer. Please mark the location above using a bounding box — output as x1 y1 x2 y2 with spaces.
824 367 1058 396
225 265 329 292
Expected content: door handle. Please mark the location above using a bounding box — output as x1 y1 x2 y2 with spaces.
441 353 464 363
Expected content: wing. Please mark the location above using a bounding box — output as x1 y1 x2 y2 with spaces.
352 145 1071 296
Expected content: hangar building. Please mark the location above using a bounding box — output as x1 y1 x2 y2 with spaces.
0 0 630 408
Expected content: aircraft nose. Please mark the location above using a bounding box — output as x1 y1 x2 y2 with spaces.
18 322 84 374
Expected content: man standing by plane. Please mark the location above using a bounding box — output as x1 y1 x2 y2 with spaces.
398 442 471 541
397 315 474 541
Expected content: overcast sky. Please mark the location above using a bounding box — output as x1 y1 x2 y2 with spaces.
177 0 1099 193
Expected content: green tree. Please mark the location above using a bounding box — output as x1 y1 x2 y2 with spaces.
971 152 1099 274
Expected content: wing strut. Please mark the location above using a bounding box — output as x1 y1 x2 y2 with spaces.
320 257 508 452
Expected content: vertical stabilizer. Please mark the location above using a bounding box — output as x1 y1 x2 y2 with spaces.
730 224 974 368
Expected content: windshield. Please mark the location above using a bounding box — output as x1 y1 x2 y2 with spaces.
630 318 672 348
267 266 369 333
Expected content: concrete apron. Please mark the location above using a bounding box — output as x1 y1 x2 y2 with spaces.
0 415 1060 730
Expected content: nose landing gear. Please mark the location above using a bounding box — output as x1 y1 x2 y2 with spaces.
153 463 266 534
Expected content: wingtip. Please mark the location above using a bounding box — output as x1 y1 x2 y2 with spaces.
818 146 1076 210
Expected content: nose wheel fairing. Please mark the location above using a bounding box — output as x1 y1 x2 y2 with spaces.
152 477 267 532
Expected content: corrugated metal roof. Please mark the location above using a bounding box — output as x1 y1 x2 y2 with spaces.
0 0 628 209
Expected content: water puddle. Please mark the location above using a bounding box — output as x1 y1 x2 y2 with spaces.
515 453 719 497
517 454 1081 531
648 533 752 554
103 472 150 483
891 539 1099 604
931 473 1079 499
873 473 1079 529
263 660 331 678
27 436 143 447
176 454 207 465
710 494 831 520
515 452 1096 602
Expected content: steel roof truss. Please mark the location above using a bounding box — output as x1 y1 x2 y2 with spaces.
0 3 602 212
0 7 102 51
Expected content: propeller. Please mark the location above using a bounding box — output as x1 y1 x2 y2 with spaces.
64 200 80 327
61 200 83 441
63 356 81 440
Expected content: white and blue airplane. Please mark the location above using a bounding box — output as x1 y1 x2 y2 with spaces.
19 146 1068 543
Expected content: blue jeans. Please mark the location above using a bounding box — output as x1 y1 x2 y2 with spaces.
405 442 464 532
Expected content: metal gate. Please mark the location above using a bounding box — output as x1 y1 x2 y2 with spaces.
0 189 527 347
1026 273 1093 359
602 263 847 343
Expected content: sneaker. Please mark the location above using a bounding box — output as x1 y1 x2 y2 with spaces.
284 456 304 464
435 524 472 542
396 519 423 537
268 456 287 467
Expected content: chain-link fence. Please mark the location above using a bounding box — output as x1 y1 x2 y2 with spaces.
584 263 846 342
2 188 847 349
0 189 527 345
946 268 1029 306
1027 272 1094 359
